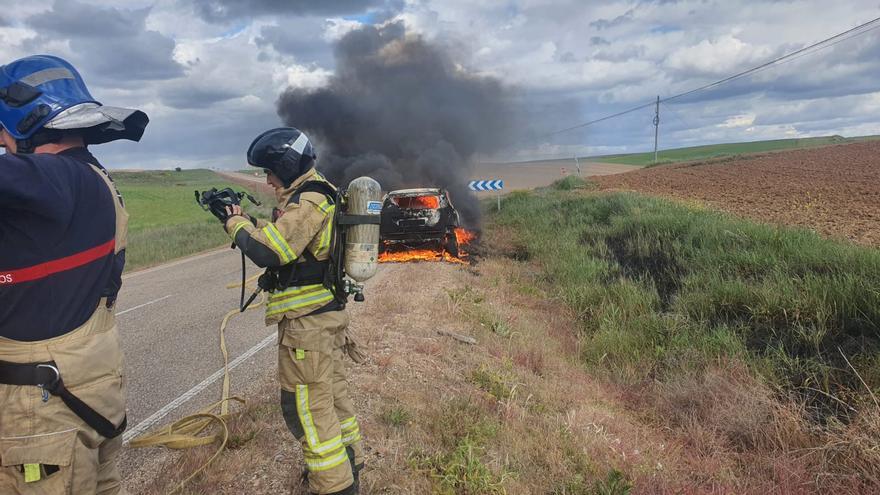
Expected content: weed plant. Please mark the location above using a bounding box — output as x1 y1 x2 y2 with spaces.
489 185 880 421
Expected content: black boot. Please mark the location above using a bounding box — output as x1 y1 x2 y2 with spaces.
351 462 363 492
345 446 364 491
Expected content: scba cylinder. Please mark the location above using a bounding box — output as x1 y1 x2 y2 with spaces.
344 176 382 282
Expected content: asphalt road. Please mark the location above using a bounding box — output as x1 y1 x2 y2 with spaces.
116 247 394 485
116 248 277 479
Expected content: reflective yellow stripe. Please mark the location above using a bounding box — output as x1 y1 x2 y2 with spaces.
266 288 334 317
269 284 325 300
268 285 326 307
342 431 362 445
262 224 295 263
340 416 360 444
317 205 335 256
304 447 349 471
315 199 333 214
295 385 345 456
340 417 358 431
230 221 250 239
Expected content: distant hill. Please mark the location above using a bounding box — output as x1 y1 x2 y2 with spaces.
591 134 880 166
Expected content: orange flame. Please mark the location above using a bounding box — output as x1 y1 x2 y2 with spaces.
393 195 440 209
379 228 479 264
454 227 477 245
378 248 467 264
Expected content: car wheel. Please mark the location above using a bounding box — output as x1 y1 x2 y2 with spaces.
444 233 459 258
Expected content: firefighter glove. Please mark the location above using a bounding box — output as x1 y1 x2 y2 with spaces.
343 330 367 364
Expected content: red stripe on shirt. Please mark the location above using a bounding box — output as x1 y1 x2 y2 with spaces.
0 239 115 285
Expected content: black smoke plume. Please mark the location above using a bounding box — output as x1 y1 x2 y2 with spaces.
276 22 520 226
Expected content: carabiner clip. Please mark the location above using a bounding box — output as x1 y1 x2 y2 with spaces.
35 363 60 403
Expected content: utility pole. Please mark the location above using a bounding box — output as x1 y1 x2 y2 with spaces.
653 95 660 164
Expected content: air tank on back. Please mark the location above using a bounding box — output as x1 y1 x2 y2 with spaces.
344 176 382 285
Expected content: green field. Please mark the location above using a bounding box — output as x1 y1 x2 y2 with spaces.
489 177 880 422
114 169 271 270
592 134 880 166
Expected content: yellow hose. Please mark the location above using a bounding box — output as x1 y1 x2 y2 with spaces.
129 276 265 494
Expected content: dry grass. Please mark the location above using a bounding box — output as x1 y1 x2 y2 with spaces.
137 378 305 494
132 259 681 494
129 254 879 494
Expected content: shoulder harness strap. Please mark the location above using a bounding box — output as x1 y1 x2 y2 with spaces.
287 179 337 206
271 179 339 290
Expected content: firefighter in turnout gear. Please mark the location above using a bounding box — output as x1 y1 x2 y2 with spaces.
0 55 148 494
222 127 364 495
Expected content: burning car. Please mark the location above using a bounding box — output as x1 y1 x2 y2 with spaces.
380 188 462 257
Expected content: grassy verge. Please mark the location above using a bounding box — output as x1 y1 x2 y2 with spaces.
487 180 880 488
135 258 675 494
592 134 880 166
114 169 272 270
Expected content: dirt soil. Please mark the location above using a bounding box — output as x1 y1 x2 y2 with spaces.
593 141 880 247
134 257 774 494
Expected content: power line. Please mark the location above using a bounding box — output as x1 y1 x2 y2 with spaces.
546 15 880 136
731 22 880 78
662 17 880 104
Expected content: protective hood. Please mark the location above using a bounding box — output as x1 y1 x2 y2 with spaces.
44 102 148 145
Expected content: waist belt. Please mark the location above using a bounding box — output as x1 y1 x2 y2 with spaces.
0 360 127 439
265 252 330 291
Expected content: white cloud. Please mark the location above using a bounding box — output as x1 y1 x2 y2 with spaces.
277 64 333 91
0 0 878 165
323 18 364 41
718 114 756 128
667 35 774 77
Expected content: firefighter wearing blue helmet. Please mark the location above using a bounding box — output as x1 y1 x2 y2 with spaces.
0 55 148 494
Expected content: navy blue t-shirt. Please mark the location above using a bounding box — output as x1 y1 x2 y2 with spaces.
0 147 124 341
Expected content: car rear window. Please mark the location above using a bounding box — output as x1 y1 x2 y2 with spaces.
392 195 440 209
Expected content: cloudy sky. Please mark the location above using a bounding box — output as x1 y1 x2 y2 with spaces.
0 0 878 168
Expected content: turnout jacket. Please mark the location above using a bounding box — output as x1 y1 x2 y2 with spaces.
0 148 127 341
225 168 338 324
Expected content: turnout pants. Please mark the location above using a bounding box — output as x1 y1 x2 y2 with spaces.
278 310 364 495
0 303 127 495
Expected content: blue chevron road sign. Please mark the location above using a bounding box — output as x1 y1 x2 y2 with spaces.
468 179 504 192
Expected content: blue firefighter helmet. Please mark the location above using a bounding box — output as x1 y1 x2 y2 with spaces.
0 54 148 152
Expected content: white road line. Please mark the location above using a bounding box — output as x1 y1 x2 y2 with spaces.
122 332 276 445
116 295 173 316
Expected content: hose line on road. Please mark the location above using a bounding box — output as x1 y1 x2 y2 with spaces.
129 274 264 494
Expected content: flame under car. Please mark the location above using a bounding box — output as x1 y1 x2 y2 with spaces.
379 188 461 257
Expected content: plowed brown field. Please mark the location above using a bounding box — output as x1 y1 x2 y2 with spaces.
594 141 880 247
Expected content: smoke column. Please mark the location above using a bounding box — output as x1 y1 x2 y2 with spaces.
276 22 520 226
